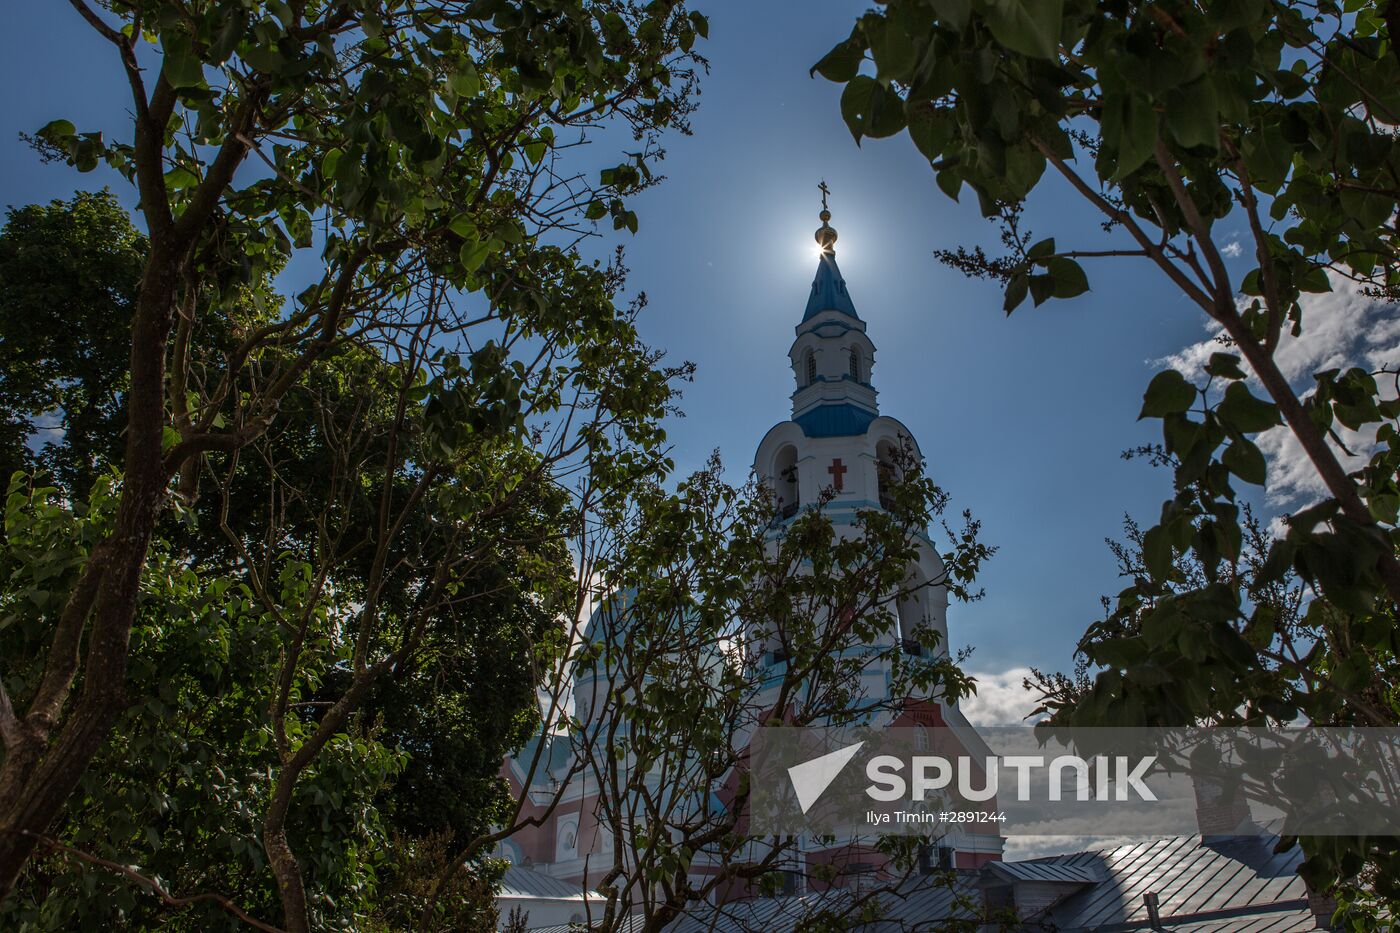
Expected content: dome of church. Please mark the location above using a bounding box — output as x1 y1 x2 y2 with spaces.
578 588 635 653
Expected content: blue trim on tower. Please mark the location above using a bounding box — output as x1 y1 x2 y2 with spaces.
802 252 860 322
794 403 878 437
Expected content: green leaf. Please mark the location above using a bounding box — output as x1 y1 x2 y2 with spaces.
1339 187 1392 230
37 119 76 141
930 0 972 30
983 0 1063 60
840 76 907 141
936 168 962 200
459 238 490 273
866 16 918 82
812 38 865 83
1222 438 1267 485
161 32 206 89
614 210 638 234
1142 525 1173 578
1111 93 1159 178
1205 353 1247 380
208 10 248 64
1047 257 1088 298
1003 271 1029 312
1297 264 1332 293
1163 412 1202 456
1243 604 1277 649
164 167 199 191
1029 273 1056 306
448 213 476 238
1165 79 1219 150
450 61 481 98
1217 381 1281 433
1241 123 1292 192
906 104 953 160
840 75 875 142
1002 144 1047 198
1140 370 1196 418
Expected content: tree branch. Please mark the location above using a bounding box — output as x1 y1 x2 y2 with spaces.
1030 136 1217 310
65 0 124 45
0 680 19 752
1225 140 1288 352
5 829 286 933
1153 142 1235 309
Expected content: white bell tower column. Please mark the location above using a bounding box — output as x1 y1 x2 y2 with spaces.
752 194 950 660
746 188 1003 869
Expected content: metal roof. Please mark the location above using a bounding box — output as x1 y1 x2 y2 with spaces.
985 859 1102 885
530 917 644 933
793 402 878 438
517 833 1322 932
523 875 978 932
1035 832 1317 931
802 252 860 322
498 866 603 902
665 875 978 933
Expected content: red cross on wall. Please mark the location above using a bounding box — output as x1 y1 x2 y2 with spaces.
827 458 848 491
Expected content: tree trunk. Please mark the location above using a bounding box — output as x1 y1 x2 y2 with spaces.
0 247 179 898
261 671 379 933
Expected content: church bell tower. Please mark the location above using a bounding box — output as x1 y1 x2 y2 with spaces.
748 189 1004 873
753 190 950 657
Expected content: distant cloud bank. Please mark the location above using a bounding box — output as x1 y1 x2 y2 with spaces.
1158 276 1400 511
961 667 1041 726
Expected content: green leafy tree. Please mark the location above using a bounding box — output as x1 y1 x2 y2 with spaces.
818 0 1400 915
491 447 992 932
1 475 407 932
815 0 1400 613
0 275 675 933
0 328 586 931
0 191 144 494
0 0 707 929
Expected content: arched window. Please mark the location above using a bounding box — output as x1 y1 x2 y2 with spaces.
773 445 799 518
849 347 860 381
804 349 816 385
915 724 931 752
876 439 899 509
898 568 928 656
556 816 579 861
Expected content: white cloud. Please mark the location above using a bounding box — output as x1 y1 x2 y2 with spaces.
1003 833 1154 860
1221 239 1244 258
959 673 1200 859
1157 276 1399 509
961 667 1042 726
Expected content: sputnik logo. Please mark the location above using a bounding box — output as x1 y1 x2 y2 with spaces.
787 740 864 814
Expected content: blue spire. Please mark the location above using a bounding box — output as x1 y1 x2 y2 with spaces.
802 251 860 322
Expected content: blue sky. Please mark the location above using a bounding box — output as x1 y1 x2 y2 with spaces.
0 1 1267 696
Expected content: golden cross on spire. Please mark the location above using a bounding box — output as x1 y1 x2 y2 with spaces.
815 180 837 253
